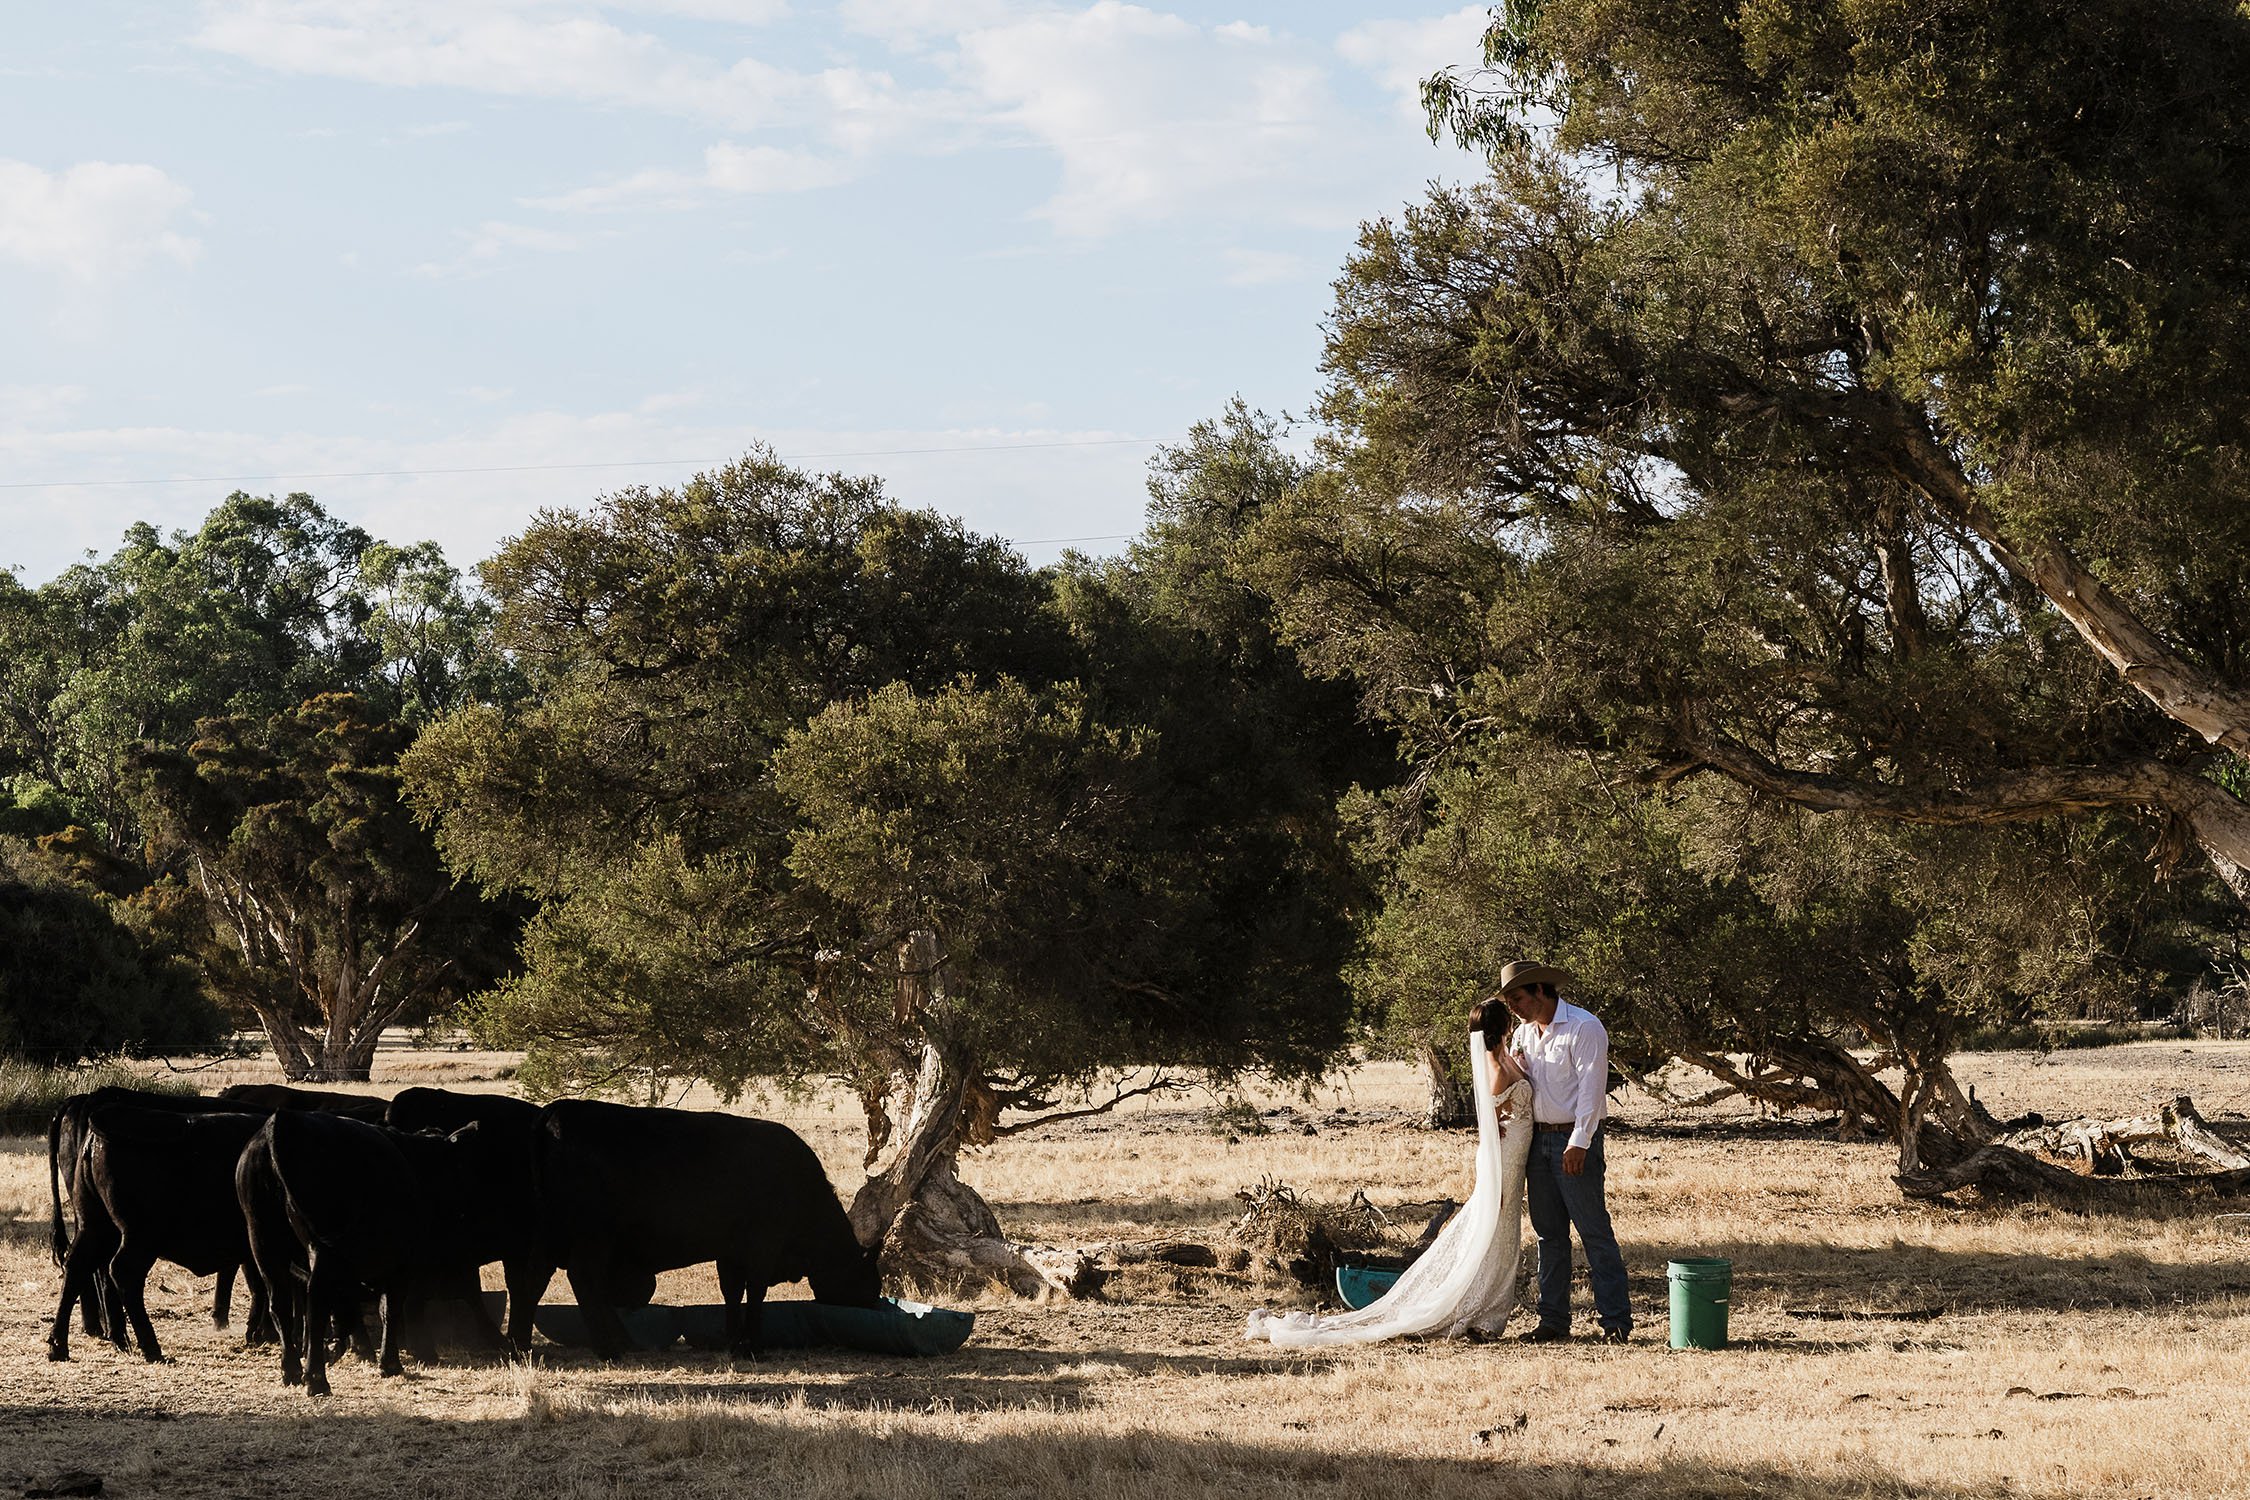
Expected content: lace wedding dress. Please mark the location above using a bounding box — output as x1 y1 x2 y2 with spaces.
1244 1032 1533 1347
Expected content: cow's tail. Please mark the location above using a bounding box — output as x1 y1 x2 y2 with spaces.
48 1108 70 1267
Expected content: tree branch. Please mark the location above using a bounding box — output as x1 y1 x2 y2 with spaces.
991 1073 1193 1138
1864 396 2250 758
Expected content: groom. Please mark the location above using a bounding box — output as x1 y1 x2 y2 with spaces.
1498 960 1632 1344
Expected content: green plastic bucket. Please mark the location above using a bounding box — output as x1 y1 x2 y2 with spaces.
1667 1257 1732 1350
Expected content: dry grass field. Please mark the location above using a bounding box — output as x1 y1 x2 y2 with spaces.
4 1042 2248 1500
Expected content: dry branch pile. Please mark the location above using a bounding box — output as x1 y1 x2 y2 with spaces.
1223 1177 1441 1285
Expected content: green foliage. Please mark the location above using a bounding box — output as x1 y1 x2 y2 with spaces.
136 693 508 1077
1233 0 2250 1124
1325 0 2250 830
0 494 506 850
0 839 225 1063
1355 740 2216 1106
412 450 1365 1126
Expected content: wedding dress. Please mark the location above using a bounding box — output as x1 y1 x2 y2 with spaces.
1244 1032 1533 1347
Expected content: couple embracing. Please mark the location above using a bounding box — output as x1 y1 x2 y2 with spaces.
1246 961 1632 1348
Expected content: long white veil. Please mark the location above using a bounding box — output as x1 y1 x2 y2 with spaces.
1245 1031 1531 1347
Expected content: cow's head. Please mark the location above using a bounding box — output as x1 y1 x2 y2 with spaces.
813 1239 883 1308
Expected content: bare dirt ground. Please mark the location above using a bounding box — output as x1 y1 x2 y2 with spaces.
3 1042 2247 1499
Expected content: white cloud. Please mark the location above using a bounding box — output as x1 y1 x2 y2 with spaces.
254 382 313 396
196 1 889 133
410 219 582 277
1337 7 1490 117
534 141 853 211
953 5 1386 237
0 159 200 278
625 0 791 19
838 0 1025 49
0 385 90 427
198 2 1480 242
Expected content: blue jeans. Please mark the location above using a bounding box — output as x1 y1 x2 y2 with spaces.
1526 1128 1631 1334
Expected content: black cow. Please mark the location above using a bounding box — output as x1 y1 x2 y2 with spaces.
219 1083 390 1121
530 1099 881 1360
237 1109 511 1397
48 1087 268 1345
384 1087 551 1352
48 1104 268 1363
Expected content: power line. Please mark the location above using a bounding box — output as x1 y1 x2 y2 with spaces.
0 435 1168 492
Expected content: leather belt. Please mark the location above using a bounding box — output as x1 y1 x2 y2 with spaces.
1532 1122 1573 1135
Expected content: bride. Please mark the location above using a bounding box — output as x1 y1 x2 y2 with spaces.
1245 1000 1534 1347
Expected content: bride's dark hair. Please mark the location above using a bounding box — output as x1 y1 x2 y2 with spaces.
1467 998 1510 1050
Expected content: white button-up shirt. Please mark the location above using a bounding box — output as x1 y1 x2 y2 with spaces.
1512 999 1610 1150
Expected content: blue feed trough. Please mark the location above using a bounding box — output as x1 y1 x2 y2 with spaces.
1335 1264 1402 1310
478 1291 973 1356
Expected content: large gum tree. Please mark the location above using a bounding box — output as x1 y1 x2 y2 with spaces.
404 453 1360 1290
1238 0 2250 1183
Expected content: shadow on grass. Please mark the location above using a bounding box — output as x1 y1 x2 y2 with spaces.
1625 1235 2250 1319
523 1340 1309 1413
0 1399 2059 1500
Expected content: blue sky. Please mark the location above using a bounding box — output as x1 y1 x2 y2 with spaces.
3 2 1488 582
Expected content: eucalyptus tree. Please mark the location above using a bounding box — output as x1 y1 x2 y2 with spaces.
134 693 504 1081
1231 0 2250 1169
405 452 1362 1287
1343 0 2250 900
0 494 501 849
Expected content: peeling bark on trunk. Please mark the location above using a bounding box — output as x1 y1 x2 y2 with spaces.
1418 1036 1473 1129
844 933 1099 1298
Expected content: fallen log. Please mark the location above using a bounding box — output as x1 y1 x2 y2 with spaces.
2163 1096 2250 1170
1996 1094 2250 1176
1898 1143 2250 1207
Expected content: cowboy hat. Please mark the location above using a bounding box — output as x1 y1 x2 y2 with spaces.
1497 959 1572 996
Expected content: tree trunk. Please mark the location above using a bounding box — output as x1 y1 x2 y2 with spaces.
197 856 423 1082
845 1038 1100 1298
844 933 1100 1298
1418 1036 1473 1129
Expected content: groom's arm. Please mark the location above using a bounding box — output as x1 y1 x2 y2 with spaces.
1562 1015 1610 1174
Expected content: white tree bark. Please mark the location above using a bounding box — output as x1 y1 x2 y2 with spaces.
844 932 1098 1298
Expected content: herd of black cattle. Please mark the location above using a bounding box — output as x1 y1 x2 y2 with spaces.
43 1084 883 1397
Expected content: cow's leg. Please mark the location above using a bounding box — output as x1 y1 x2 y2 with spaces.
47 1218 114 1361
729 1279 768 1362
503 1259 553 1355
212 1264 234 1330
108 1234 166 1362
716 1257 747 1352
243 1272 276 1346
565 1250 633 1360
301 1248 334 1398
377 1288 409 1377
262 1267 301 1385
98 1268 130 1350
